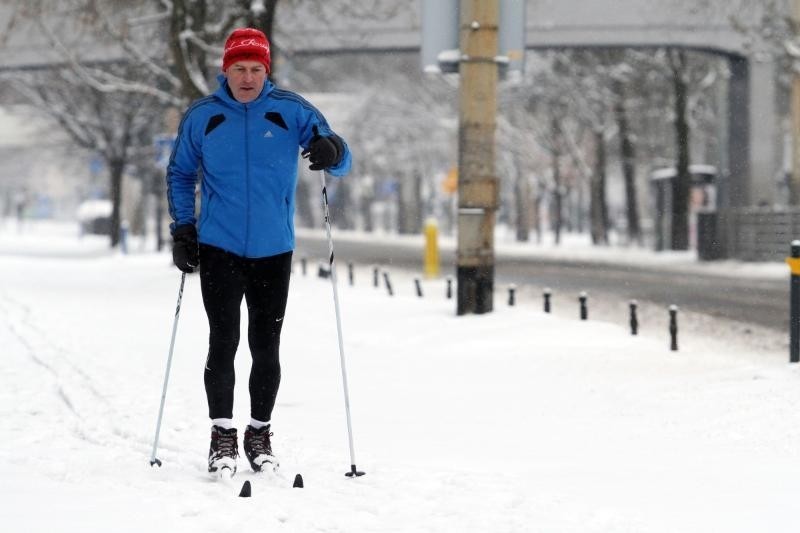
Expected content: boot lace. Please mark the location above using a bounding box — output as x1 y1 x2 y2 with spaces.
247 427 273 456
214 432 238 459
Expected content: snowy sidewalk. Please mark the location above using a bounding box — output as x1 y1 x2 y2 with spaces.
0 241 799 532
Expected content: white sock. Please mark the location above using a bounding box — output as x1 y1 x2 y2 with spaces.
249 418 271 429
211 418 233 430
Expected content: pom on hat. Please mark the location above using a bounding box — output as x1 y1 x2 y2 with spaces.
222 28 271 72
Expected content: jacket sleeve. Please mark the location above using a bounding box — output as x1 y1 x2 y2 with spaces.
166 109 202 233
297 103 352 178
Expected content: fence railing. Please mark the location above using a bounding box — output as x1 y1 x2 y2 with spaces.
729 207 800 261
697 208 800 262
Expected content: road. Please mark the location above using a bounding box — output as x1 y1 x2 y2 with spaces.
296 232 790 337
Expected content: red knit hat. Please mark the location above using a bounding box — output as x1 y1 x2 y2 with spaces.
222 28 271 72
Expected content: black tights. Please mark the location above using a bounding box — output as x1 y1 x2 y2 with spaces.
199 244 292 421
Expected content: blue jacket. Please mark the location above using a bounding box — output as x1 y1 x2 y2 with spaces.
166 75 351 258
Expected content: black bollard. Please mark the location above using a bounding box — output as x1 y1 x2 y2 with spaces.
579 291 588 320
629 300 639 336
789 241 800 363
414 278 423 298
543 288 552 313
446 277 453 300
383 271 394 296
373 266 379 288
669 305 679 351
508 285 516 306
301 257 307 276
348 263 354 286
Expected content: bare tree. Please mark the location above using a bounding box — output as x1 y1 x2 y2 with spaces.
524 87 571 245
8 64 161 246
523 51 609 246
552 50 615 245
3 0 405 246
499 78 547 243
342 58 456 234
558 49 646 246
633 47 722 250
612 77 641 245
665 48 691 250
22 0 405 107
590 128 609 244
3 1 167 247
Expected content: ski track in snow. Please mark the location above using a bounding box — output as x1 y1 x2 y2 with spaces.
1 229 799 532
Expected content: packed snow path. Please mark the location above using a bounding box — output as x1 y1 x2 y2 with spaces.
1 243 799 532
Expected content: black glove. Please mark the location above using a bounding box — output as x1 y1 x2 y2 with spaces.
172 224 198 273
302 129 344 171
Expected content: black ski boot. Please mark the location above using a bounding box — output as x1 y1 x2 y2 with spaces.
208 426 238 477
243 425 278 472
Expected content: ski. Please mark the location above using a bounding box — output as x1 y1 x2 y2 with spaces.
264 467 303 488
236 471 304 497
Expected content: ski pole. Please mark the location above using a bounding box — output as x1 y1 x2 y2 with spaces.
318 169 365 478
150 272 187 467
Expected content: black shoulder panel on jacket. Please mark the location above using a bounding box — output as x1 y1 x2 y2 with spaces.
205 114 226 136
265 112 288 130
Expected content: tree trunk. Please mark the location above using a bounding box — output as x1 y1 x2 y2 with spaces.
156 195 165 251
246 0 279 75
410 170 422 234
564 184 574 233
515 173 530 242
361 189 375 232
333 180 354 230
108 158 125 248
613 80 642 245
131 189 147 236
397 172 422 235
152 167 165 252
246 0 277 36
590 129 609 245
170 0 206 102
575 170 585 234
669 49 691 251
551 116 563 245
354 174 375 233
552 153 562 245
530 186 541 244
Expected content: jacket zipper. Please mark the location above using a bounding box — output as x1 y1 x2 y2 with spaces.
244 103 251 255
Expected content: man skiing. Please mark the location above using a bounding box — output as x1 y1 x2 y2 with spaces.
166 27 352 478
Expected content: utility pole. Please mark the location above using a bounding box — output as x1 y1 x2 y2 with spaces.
456 0 499 315
792 0 800 204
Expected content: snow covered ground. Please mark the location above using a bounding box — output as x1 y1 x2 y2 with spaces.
1 220 799 532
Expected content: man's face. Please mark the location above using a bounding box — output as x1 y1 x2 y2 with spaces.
224 60 267 103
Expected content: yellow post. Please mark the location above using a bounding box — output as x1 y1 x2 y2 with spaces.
786 256 800 275
424 217 440 278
